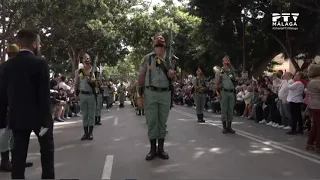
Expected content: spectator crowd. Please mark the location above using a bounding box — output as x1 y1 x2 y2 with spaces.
173 65 320 153
49 74 119 122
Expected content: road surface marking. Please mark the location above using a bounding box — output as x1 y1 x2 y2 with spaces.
101 155 114 179
173 108 320 164
114 117 118 125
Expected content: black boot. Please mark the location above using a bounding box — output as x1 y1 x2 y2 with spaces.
96 116 102 125
81 126 89 140
222 121 228 134
142 109 145 115
88 126 94 140
146 139 157 161
0 151 11 172
157 139 169 159
227 122 235 134
95 117 98 125
198 114 205 123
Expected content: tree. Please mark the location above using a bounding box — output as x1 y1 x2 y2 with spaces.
187 0 320 76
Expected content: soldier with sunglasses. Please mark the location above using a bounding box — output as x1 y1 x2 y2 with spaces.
136 33 176 161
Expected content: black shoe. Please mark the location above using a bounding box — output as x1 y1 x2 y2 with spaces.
146 139 157 161
227 122 235 134
142 109 145 115
81 127 89 140
136 110 141 115
157 139 169 159
95 116 102 125
197 114 205 123
222 121 228 134
0 151 11 172
88 126 94 140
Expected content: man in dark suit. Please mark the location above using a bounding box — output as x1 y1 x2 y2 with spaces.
0 29 55 179
0 44 33 172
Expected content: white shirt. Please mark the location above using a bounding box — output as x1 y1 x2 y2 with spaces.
287 81 304 103
236 91 244 101
278 79 293 101
58 82 71 91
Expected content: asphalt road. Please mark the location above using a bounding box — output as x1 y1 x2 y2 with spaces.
1 102 320 179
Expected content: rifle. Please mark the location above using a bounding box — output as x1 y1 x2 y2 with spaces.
167 23 176 109
90 53 99 104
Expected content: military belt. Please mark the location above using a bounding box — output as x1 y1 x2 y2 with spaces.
221 88 234 93
80 90 93 95
146 86 170 92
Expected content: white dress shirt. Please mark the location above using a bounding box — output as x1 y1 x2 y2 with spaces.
287 81 304 103
278 79 293 102
58 82 71 91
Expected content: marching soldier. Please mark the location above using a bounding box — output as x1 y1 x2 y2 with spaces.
117 83 126 107
193 66 207 123
215 55 236 134
95 68 103 125
136 33 175 161
75 53 96 140
0 44 33 172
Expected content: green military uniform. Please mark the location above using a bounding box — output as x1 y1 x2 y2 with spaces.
94 70 103 125
215 65 236 134
192 75 206 123
138 34 173 161
117 84 125 108
76 54 97 140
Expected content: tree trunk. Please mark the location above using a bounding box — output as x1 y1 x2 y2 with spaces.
300 60 311 71
251 53 280 77
69 46 80 78
269 33 300 71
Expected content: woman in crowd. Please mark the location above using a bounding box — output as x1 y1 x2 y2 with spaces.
287 71 308 135
242 86 253 118
306 64 320 152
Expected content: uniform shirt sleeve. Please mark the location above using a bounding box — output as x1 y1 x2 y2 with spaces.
139 55 148 74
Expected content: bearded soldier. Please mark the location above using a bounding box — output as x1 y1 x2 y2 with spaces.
215 55 236 134
0 44 33 172
193 66 207 123
94 68 103 125
75 54 96 140
136 33 176 161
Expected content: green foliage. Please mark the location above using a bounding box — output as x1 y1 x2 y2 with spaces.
102 57 137 84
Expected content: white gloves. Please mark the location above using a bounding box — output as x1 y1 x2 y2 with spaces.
39 127 49 137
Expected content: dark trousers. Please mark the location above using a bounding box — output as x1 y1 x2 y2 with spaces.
307 109 320 148
11 127 55 179
255 105 263 122
290 102 303 132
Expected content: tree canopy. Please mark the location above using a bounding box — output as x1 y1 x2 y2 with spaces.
1 0 320 79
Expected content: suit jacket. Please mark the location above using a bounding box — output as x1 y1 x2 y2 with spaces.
0 51 52 130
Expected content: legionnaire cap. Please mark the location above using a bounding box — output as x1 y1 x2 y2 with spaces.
82 53 91 62
152 33 165 47
7 44 19 53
